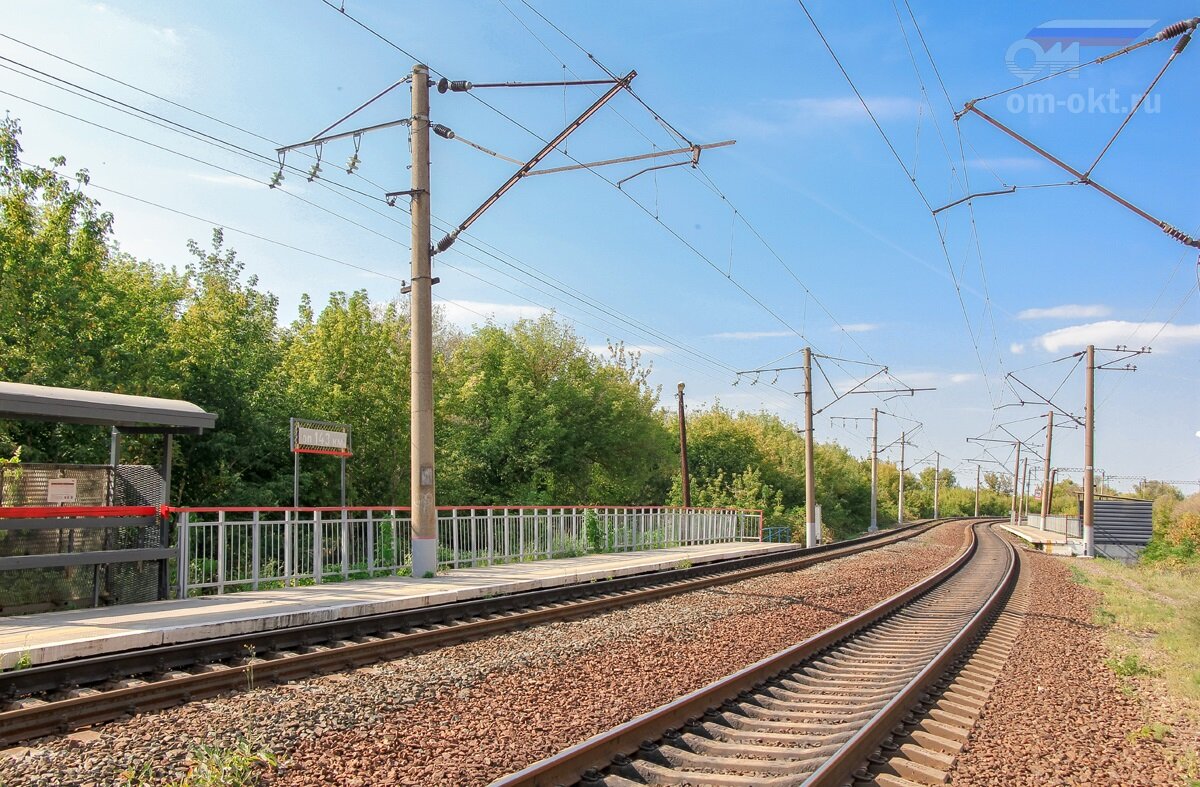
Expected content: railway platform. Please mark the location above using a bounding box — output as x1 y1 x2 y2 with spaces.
998 522 1084 556
0 540 793 668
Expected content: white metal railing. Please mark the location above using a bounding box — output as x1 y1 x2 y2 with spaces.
1026 513 1083 538
173 505 762 596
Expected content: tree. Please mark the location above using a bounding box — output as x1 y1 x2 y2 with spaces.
438 316 672 505
0 118 185 465
274 291 411 505
983 471 1012 495
1133 480 1184 502
168 230 284 505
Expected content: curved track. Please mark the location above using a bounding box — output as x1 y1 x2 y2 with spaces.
491 520 1014 787
0 519 950 746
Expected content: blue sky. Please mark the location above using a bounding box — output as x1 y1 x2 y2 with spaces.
3 1 1198 494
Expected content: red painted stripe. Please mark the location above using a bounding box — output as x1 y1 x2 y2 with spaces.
291 447 354 457
0 505 158 519
164 504 747 514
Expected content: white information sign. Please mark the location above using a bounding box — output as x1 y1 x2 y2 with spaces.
297 426 349 451
46 478 78 504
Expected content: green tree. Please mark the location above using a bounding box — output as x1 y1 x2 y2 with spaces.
168 230 284 505
438 316 672 505
0 118 186 465
274 291 411 505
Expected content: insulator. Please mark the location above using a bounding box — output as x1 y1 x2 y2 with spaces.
437 78 473 93
307 162 322 182
1157 18 1199 40
432 124 455 140
1174 31 1192 53
345 154 360 174
268 170 283 189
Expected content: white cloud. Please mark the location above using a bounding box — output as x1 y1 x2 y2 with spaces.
840 323 879 333
1018 304 1111 321
438 300 548 329
1034 320 1200 353
707 330 793 340
1009 342 1026 355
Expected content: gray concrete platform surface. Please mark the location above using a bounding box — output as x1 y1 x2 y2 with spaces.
0 540 794 667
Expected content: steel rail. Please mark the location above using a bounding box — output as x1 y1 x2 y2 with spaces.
489 520 1005 787
0 520 951 745
803 524 1017 785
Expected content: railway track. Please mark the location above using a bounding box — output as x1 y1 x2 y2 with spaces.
0 519 950 746
490 520 1015 787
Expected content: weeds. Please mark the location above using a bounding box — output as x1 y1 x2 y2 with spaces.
1077 559 1200 701
1106 653 1156 677
1127 722 1173 743
118 739 281 787
674 559 693 570
243 644 257 692
1 647 32 672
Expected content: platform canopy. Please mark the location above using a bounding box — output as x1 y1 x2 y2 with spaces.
0 381 217 433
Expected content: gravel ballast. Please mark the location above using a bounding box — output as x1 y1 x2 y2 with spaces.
950 540 1187 786
0 524 966 786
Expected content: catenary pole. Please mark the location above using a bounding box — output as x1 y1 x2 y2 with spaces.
1020 457 1030 520
869 407 879 532
1011 440 1021 527
677 382 691 508
410 64 437 578
1041 411 1055 518
803 347 817 547
1084 344 1096 557
898 431 906 525
933 451 941 519
974 464 981 517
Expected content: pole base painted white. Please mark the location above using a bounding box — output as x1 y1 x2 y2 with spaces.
805 522 819 548
412 537 438 578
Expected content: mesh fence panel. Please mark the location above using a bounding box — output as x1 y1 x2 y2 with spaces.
0 464 111 506
0 464 165 613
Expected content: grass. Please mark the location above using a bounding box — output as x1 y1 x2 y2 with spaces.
1128 722 1174 743
1073 559 1200 782
119 739 281 786
1072 558 1200 702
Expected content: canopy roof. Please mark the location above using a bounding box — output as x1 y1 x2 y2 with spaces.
0 381 217 432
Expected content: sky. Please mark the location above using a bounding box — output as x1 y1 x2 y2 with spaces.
3 1 1198 495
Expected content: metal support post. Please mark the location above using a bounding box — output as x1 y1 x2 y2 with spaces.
1020 457 1030 520
1041 411 1055 518
803 348 818 547
158 433 173 599
974 465 981 517
898 432 906 525
869 408 879 532
677 382 691 508
410 63 438 578
1084 344 1095 556
1011 440 1021 527
933 451 941 519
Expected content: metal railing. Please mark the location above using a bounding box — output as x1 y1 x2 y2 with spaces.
174 505 762 596
1026 513 1083 538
